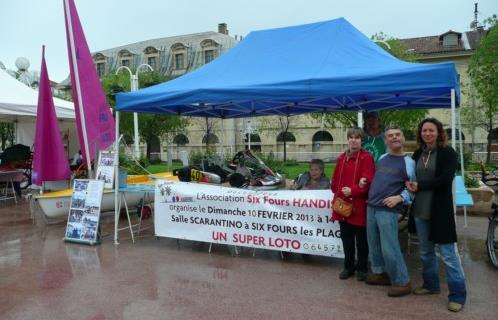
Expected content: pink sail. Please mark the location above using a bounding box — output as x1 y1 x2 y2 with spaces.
63 0 115 166
32 46 72 185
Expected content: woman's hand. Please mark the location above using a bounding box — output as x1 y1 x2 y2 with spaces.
342 187 352 197
405 181 418 192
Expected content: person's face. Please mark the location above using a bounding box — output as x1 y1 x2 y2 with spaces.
309 164 323 180
421 122 438 146
385 129 404 151
348 134 362 152
365 117 380 132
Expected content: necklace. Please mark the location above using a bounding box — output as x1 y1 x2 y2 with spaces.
422 150 432 169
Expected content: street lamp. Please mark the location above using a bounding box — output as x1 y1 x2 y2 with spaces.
374 40 392 50
116 64 153 159
241 120 256 150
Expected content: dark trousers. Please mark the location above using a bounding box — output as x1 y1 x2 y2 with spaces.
339 221 368 272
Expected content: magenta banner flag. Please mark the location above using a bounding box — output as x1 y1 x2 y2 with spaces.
32 47 72 186
63 0 115 166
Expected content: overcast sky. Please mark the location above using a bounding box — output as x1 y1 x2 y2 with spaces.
1 0 496 82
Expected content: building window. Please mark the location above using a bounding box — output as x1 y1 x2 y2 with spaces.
442 34 458 48
204 50 214 64
175 53 185 70
121 59 130 67
147 56 157 70
276 132 296 142
202 133 219 144
96 62 105 77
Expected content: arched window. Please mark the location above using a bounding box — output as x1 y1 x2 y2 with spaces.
148 135 161 161
92 52 107 77
445 128 465 140
171 43 187 70
244 133 261 152
312 131 333 142
118 49 134 68
173 134 189 145
312 131 333 152
202 133 219 144
489 128 498 142
276 132 296 142
200 39 219 64
143 46 159 71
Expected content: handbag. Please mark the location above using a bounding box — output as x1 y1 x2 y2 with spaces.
332 152 360 218
333 196 353 217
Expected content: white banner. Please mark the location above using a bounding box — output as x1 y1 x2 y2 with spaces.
154 180 344 258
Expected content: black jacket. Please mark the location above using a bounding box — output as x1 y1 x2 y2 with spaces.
410 146 457 244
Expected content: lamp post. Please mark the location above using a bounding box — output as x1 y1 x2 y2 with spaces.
116 64 153 159
241 120 256 150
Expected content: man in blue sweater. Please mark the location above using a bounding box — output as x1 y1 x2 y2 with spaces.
363 125 415 297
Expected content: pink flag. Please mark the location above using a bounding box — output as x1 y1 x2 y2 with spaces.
32 46 72 185
63 0 115 167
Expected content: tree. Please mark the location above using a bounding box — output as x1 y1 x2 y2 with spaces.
259 115 295 161
312 33 428 134
101 70 189 158
467 16 498 163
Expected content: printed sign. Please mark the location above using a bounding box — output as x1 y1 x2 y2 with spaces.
154 181 343 258
95 151 115 189
64 179 104 245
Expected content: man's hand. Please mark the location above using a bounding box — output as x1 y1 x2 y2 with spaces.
383 195 403 208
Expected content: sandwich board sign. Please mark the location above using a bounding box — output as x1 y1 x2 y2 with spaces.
64 179 104 245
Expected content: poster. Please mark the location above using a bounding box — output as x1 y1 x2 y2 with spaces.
64 179 105 245
95 151 115 189
154 181 343 258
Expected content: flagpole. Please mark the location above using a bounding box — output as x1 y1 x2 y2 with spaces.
64 0 93 179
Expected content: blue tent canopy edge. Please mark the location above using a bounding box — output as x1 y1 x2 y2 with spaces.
116 18 460 119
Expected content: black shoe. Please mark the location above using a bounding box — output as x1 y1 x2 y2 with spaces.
339 269 355 280
356 270 367 281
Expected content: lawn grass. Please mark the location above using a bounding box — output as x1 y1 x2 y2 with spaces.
146 162 183 173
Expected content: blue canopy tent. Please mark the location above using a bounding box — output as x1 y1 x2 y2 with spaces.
116 18 460 118
112 18 468 243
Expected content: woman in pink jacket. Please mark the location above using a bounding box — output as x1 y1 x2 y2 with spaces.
331 127 375 281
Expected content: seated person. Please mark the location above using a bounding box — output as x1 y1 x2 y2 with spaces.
284 159 330 261
70 150 83 170
291 159 330 190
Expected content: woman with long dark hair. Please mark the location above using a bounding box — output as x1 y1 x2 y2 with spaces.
406 118 467 312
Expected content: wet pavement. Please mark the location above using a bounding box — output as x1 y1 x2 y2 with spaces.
1 201 497 320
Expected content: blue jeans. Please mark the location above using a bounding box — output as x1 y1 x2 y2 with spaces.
367 206 410 286
414 217 467 304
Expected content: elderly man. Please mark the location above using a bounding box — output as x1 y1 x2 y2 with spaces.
362 125 415 297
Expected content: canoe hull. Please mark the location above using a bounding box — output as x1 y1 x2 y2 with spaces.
34 189 147 218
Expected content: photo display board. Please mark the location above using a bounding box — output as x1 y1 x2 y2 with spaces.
64 179 105 245
95 151 115 189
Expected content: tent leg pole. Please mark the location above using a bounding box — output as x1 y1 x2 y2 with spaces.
114 111 120 245
457 108 467 228
357 112 363 128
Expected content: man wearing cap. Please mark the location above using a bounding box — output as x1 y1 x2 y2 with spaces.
363 111 386 163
